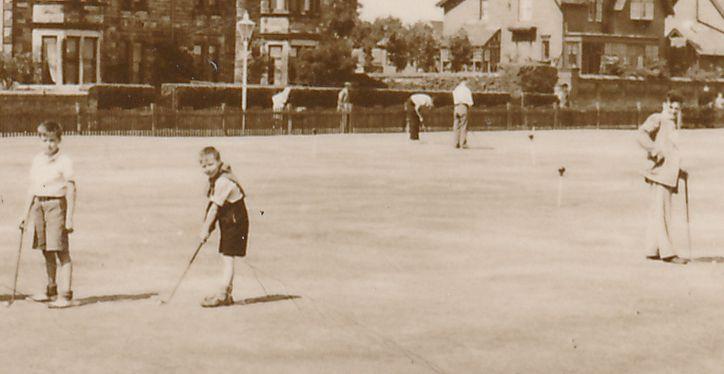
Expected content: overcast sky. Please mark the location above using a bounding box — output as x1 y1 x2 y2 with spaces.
359 0 444 24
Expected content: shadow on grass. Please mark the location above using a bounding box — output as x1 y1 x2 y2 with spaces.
0 294 28 302
74 293 158 307
236 294 300 306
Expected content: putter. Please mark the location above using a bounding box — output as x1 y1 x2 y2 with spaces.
8 227 25 307
159 240 206 305
683 174 692 260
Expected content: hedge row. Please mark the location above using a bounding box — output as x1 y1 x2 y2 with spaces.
85 83 555 110
88 84 157 109
160 84 525 109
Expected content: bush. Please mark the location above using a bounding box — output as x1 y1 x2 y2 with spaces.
0 53 41 85
164 85 278 109
518 64 558 94
88 84 157 109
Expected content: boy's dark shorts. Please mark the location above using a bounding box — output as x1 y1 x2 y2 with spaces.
218 200 249 257
32 197 69 252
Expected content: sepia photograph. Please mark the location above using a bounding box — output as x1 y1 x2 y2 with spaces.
1 0 724 372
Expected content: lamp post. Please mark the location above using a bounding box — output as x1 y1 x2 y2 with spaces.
237 11 255 113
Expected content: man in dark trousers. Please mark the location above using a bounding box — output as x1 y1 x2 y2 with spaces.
404 93 433 141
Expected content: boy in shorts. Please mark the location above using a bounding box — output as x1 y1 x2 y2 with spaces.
198 147 249 307
19 121 76 308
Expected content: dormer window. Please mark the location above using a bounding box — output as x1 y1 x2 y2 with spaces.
630 0 654 20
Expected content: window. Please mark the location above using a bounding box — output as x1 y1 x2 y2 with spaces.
596 0 603 22
209 44 220 82
41 36 58 84
82 37 97 83
588 0 603 22
541 36 550 61
631 0 654 20
122 0 147 11
273 0 286 12
645 45 658 64
196 0 220 15
479 0 489 20
63 37 80 84
519 0 532 21
132 42 144 83
35 32 101 85
511 28 536 42
565 42 579 68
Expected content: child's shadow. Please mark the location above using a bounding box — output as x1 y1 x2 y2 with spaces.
236 294 300 306
74 292 158 307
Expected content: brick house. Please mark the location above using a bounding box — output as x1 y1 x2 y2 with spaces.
0 0 328 86
436 0 563 72
665 0 724 75
437 0 674 75
561 0 675 74
250 0 326 86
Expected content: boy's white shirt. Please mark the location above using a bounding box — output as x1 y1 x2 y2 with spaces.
210 176 243 207
30 150 74 197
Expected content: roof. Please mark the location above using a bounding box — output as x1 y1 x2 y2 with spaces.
460 24 501 46
668 23 724 56
436 0 461 7
612 0 676 15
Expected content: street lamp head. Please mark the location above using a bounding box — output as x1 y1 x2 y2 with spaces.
237 11 255 42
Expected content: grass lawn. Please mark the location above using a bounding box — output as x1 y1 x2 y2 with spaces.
1 130 724 373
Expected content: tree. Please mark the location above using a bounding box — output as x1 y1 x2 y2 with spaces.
449 32 473 72
148 40 198 86
386 32 409 72
407 22 440 72
294 0 359 85
294 39 356 86
322 0 360 39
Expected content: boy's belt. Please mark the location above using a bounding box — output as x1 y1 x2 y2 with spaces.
36 196 65 201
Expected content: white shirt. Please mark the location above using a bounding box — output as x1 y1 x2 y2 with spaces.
272 87 292 111
30 151 74 197
452 82 474 106
210 176 244 207
410 94 433 111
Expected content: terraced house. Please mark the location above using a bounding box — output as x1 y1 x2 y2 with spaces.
0 0 328 86
437 0 675 74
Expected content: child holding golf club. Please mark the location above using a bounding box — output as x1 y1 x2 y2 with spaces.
197 146 249 307
18 121 76 308
637 91 688 265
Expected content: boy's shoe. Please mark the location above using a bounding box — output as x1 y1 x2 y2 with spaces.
201 293 234 308
47 291 74 309
48 297 73 309
29 285 58 302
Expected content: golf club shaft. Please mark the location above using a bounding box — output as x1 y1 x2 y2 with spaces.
8 228 24 307
685 176 692 259
162 240 205 304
